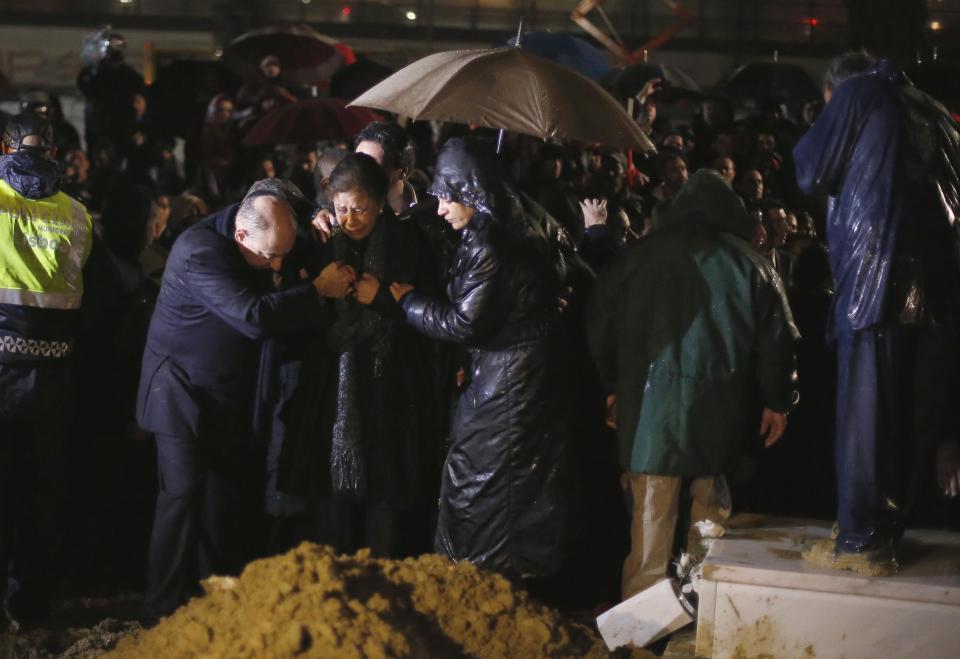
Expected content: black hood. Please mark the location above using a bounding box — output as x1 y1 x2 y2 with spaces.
0 150 65 200
428 138 506 225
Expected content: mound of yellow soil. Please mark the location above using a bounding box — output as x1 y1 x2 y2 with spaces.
109 543 647 658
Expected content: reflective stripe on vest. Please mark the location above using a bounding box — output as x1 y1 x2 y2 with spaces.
0 179 92 310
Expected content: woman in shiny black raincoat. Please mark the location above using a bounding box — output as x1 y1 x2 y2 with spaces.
389 138 566 578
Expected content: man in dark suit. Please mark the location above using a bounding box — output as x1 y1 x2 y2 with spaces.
137 180 354 617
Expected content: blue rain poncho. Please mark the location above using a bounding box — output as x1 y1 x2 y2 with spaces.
794 59 960 336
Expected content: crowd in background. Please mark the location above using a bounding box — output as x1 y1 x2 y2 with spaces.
3 42 959 625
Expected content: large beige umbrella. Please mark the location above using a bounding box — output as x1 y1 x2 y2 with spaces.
349 47 655 152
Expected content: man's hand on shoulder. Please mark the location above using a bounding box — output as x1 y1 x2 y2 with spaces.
311 209 337 244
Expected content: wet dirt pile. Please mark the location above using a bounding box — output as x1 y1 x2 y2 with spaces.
108 543 651 658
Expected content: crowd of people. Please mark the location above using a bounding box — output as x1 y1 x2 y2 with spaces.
2 41 960 634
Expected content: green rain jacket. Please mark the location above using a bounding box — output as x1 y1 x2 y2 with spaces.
587 170 799 476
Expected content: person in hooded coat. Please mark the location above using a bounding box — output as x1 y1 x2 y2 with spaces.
587 169 798 599
388 137 566 579
793 53 960 565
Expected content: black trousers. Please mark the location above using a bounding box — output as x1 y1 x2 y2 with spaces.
146 433 263 617
0 406 70 621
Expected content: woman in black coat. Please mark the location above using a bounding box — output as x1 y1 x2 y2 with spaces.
389 138 567 579
277 153 442 558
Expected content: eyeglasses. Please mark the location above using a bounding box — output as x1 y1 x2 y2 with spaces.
334 204 371 216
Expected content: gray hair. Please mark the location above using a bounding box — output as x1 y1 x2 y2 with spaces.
236 178 298 233
824 51 876 92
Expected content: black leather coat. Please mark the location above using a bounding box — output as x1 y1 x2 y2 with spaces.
401 198 566 577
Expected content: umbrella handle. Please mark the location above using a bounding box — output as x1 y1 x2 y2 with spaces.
513 16 525 48
496 16 525 154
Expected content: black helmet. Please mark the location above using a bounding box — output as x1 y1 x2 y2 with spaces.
19 90 54 119
2 112 54 153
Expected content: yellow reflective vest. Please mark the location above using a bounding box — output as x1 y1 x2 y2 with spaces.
0 178 93 310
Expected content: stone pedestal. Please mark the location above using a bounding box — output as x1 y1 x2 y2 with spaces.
695 515 960 659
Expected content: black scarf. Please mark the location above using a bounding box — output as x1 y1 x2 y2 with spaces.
327 212 393 496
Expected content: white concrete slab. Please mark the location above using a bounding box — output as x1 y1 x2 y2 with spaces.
596 578 694 650
695 515 960 659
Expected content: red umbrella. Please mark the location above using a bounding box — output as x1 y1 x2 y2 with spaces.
333 43 357 67
242 98 382 146
224 24 351 85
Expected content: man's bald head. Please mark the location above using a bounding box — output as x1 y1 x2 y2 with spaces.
234 193 297 270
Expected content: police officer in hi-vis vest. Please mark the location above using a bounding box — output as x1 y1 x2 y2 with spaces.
0 113 92 629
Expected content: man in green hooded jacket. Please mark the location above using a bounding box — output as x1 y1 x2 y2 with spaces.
587 169 799 599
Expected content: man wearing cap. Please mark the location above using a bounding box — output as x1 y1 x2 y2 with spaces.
136 178 355 618
0 113 93 627
20 90 81 156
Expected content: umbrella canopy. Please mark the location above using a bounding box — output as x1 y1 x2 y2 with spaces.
501 31 613 82
224 24 349 85
617 63 702 102
242 98 382 146
722 62 820 106
349 48 654 152
330 57 395 101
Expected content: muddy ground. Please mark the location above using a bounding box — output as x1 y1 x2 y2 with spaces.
1 594 143 659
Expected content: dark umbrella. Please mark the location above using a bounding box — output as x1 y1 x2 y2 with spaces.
242 98 382 146
330 57 395 101
501 31 613 82
149 58 242 139
722 62 820 106
617 63 702 103
224 24 350 85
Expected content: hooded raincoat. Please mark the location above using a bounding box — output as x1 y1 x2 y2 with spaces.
793 60 960 334
398 138 565 578
587 170 798 477
792 61 960 553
